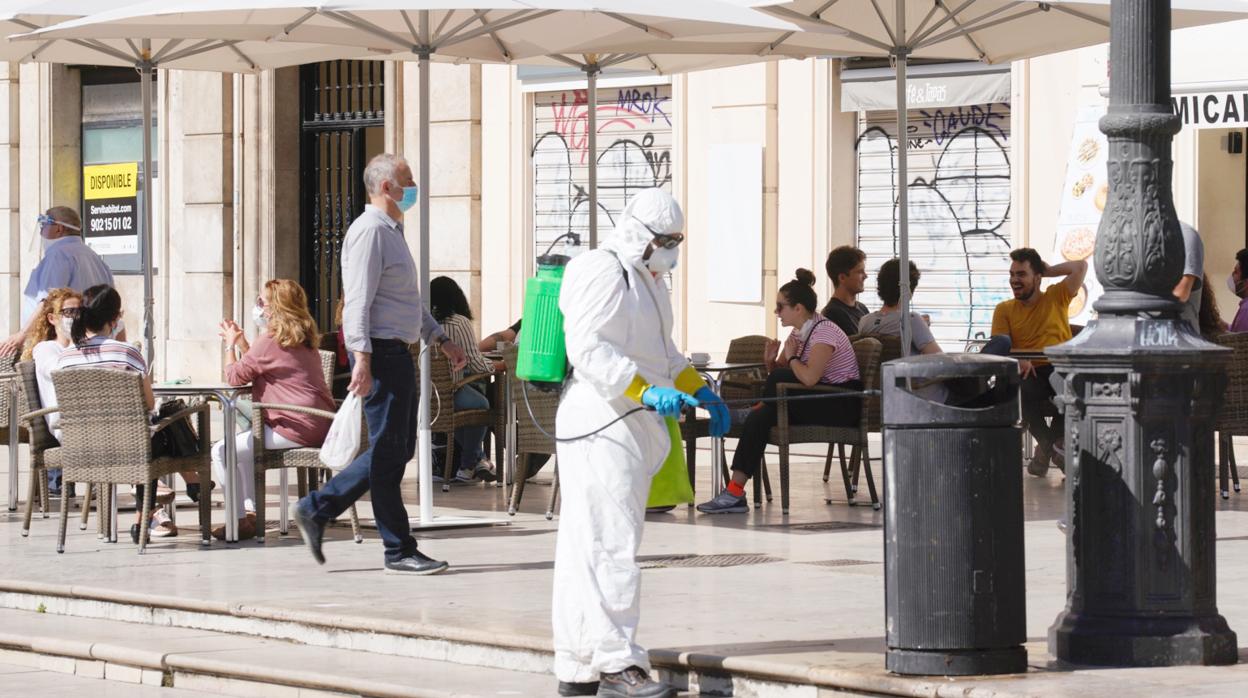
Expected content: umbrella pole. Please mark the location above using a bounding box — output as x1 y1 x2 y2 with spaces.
895 1 911 357
586 64 599 249
140 55 155 371
417 49 434 524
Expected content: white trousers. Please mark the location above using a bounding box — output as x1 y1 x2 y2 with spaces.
551 407 663 683
211 427 301 516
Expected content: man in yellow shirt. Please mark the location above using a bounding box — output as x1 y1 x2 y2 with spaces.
991 248 1088 476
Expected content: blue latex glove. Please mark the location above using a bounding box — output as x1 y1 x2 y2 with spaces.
694 386 731 438
642 386 699 418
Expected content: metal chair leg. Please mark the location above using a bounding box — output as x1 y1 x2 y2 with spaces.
1220 433 1231 499
56 484 70 554
545 458 559 520
861 444 880 510
779 443 790 515
849 444 861 494
39 471 49 518
822 444 835 483
442 434 457 493
685 431 697 497
255 466 268 545
138 481 154 554
1231 437 1241 493
80 483 93 530
508 454 529 516
752 458 763 507
21 466 38 537
761 461 773 501
279 468 290 534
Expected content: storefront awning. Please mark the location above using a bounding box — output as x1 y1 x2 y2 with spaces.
840 65 1011 113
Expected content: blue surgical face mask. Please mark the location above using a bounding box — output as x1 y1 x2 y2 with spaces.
392 184 418 213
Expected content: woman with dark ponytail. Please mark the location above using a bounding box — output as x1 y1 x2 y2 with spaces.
57 284 174 539
696 268 862 514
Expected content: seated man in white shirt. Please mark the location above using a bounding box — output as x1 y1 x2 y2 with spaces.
2 207 115 356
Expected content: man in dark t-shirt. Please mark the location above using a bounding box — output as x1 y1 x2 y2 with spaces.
821 245 869 336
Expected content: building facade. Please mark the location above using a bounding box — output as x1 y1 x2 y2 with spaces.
3 20 1245 381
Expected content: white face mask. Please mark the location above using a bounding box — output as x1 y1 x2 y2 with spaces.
1228 273 1241 296
110 318 125 339
252 304 268 329
645 246 680 273
59 317 74 338
799 317 818 341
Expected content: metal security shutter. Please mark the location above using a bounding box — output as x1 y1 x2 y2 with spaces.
531 84 673 257
856 102 1013 345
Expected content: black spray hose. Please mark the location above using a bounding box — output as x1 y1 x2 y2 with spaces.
521 380 880 444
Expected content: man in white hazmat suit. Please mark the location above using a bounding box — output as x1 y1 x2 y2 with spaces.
552 189 730 698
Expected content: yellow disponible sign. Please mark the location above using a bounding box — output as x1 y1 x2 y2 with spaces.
83 162 138 200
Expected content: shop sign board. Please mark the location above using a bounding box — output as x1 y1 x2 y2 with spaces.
82 162 139 257
1172 92 1248 129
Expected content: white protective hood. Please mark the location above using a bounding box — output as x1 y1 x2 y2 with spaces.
599 188 684 269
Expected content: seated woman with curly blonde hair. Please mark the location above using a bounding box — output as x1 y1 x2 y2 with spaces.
216 279 335 540
21 288 82 496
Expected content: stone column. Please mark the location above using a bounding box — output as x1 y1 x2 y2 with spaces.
17 63 80 325
1046 0 1237 666
1 63 18 333
166 71 233 381
402 63 481 326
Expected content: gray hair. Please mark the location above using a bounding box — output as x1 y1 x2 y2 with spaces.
362 153 407 196
47 206 82 232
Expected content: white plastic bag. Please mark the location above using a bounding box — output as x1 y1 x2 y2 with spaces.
319 393 363 470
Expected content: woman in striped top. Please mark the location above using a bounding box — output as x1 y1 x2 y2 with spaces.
697 269 862 514
430 276 499 483
57 284 179 540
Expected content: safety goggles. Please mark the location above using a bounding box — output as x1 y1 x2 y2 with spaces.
635 217 684 249
36 214 81 231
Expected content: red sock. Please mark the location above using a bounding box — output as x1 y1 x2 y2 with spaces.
727 481 746 497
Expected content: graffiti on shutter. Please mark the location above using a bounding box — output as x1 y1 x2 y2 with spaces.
531 84 673 255
856 102 1013 345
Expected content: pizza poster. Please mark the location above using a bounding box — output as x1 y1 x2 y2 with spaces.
1050 105 1109 324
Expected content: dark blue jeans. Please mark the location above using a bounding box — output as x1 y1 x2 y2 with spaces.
304 339 418 562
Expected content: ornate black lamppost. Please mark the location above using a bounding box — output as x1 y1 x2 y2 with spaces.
1046 0 1237 666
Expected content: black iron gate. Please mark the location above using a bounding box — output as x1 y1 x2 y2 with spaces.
300 60 384 330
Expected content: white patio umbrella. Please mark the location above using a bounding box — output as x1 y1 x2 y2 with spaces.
15 1 805 528
3 2 396 375
2 1 388 527
579 0 1248 354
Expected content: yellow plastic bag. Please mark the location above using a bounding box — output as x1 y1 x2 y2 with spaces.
646 417 694 507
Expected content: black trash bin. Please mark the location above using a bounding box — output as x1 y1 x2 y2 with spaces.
882 354 1027 676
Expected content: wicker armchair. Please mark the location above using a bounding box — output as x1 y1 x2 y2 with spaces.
251 350 362 544
15 361 62 536
680 334 773 497
416 349 496 492
825 334 901 491
1214 333 1248 497
500 346 560 516
50 368 212 553
1 353 29 500
767 337 883 514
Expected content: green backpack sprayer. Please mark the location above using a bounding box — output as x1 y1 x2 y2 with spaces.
516 233 580 390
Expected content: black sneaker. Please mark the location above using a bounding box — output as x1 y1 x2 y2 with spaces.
558 680 599 696
696 490 748 514
597 666 672 698
384 550 449 575
1026 448 1050 477
291 499 326 565
186 481 215 504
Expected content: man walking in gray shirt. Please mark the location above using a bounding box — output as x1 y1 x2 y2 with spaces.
294 153 467 575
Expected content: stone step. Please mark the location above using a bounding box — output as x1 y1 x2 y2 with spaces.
0 581 890 697
0 659 218 698
0 607 564 698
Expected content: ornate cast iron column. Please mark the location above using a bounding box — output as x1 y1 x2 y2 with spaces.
1046 0 1237 666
